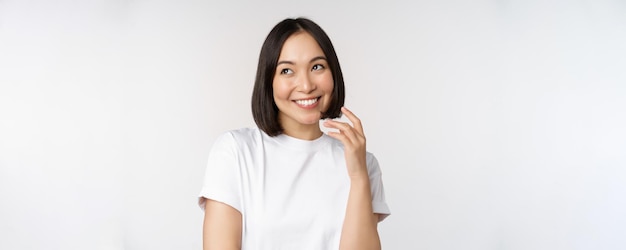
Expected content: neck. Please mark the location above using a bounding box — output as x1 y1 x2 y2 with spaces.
283 127 323 140
279 120 323 141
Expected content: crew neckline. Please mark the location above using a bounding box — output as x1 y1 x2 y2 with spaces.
268 131 332 151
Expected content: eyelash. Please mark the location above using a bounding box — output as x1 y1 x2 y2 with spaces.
279 64 325 75
312 64 325 71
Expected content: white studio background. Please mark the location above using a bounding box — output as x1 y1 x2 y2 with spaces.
1 0 625 249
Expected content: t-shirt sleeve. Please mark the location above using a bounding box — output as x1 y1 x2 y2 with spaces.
367 154 391 222
197 132 242 213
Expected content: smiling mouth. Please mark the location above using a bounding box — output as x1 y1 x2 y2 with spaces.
294 97 320 107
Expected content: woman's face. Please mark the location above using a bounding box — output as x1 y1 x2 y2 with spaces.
273 31 334 130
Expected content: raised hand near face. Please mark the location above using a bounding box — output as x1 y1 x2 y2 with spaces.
323 107 369 180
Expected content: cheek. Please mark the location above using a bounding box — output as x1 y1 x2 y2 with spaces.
320 75 334 109
321 74 334 93
272 79 289 100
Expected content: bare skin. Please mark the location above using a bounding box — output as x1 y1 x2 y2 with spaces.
203 199 242 250
202 108 381 250
324 107 382 250
203 32 381 249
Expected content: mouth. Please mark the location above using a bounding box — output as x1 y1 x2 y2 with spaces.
293 97 320 108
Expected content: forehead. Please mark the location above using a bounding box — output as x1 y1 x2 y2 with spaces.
278 31 325 60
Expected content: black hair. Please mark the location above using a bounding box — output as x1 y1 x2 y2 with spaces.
251 17 345 136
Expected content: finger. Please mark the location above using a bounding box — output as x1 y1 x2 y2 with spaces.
323 120 356 138
325 131 349 145
323 120 359 143
326 131 357 150
341 107 364 135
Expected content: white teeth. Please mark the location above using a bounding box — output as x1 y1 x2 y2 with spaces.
295 98 318 106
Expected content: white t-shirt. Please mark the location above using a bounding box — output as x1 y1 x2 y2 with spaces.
198 127 390 249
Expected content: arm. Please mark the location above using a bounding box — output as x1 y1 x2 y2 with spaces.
340 176 382 250
323 107 382 250
203 199 242 250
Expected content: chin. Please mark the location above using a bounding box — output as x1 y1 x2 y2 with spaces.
299 115 322 125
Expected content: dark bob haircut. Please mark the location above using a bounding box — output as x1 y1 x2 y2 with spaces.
251 17 345 137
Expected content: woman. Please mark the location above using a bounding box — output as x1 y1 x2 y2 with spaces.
198 17 390 250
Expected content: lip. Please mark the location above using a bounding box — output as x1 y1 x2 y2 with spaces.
292 97 320 109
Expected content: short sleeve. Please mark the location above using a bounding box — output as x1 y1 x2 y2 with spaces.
197 132 242 213
367 154 391 222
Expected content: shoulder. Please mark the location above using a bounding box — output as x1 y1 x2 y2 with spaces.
212 127 264 150
225 127 263 140
365 152 382 176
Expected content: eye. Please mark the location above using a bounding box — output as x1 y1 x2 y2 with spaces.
280 68 293 75
312 64 325 71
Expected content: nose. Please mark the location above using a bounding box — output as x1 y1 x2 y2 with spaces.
297 73 316 93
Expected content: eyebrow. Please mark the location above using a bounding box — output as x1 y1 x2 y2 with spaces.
277 56 327 66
